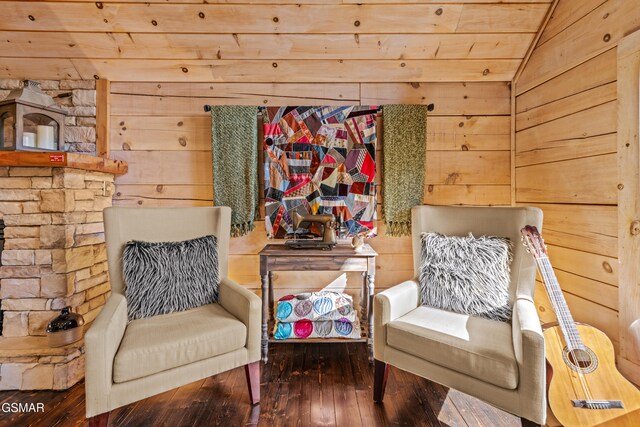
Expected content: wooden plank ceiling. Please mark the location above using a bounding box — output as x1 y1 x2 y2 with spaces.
0 0 553 83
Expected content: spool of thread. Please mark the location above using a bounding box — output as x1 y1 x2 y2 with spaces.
36 125 55 150
22 132 36 148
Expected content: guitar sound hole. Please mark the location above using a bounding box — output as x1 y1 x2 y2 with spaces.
562 347 598 374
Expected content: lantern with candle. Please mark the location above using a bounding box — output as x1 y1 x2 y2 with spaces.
0 80 66 152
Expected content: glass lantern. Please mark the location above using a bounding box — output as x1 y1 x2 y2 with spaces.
0 80 66 152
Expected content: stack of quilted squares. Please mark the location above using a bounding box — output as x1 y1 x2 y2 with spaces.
273 291 361 340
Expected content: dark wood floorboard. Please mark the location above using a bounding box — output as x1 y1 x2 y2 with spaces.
0 343 520 427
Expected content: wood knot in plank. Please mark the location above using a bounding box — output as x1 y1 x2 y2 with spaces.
630 220 640 236
444 172 460 184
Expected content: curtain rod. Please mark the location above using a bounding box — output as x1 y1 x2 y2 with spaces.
203 104 435 112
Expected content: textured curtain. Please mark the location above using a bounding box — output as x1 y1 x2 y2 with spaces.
382 104 428 237
210 105 259 237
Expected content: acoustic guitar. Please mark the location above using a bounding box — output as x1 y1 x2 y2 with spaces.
520 226 640 426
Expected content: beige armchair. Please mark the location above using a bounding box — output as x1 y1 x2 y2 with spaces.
374 205 545 425
85 207 261 426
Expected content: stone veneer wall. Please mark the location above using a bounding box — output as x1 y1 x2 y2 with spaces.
0 79 97 154
0 166 114 390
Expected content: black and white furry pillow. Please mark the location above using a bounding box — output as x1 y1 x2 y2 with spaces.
123 235 220 321
419 232 513 322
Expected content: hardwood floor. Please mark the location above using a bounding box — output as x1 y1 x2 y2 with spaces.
0 343 520 426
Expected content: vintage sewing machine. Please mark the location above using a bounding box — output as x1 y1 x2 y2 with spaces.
286 212 337 250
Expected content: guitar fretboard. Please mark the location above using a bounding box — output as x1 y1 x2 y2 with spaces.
535 255 585 352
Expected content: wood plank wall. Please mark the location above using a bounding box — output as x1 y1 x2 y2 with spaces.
0 0 548 316
616 31 640 385
109 81 511 298
0 1 550 83
514 0 640 372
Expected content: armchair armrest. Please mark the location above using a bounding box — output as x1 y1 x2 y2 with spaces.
512 297 546 423
373 279 420 361
218 277 262 363
513 297 544 365
85 293 128 417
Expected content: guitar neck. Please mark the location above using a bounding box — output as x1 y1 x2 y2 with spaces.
534 255 585 351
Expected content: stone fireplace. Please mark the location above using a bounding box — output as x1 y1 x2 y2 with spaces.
0 153 127 390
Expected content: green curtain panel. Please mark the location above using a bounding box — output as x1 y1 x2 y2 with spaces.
210 105 259 237
382 104 428 237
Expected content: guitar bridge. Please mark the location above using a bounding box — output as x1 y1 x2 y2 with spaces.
571 400 624 409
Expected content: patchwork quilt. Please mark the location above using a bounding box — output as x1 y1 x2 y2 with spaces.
261 106 378 238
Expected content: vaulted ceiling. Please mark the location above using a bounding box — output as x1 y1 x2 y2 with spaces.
0 0 553 82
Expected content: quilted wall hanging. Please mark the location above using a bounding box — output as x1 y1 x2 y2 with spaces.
261 106 378 238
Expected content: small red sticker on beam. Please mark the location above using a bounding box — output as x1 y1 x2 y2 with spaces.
49 154 64 163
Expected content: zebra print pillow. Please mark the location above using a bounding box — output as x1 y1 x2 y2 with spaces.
419 232 513 322
123 235 219 321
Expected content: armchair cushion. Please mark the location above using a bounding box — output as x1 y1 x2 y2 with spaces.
419 232 513 322
123 235 220 320
387 306 518 389
113 303 246 383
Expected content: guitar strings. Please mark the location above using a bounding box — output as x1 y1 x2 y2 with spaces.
551 329 587 407
537 256 595 404
538 257 594 403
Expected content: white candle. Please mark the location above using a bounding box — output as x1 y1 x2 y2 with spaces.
36 125 55 150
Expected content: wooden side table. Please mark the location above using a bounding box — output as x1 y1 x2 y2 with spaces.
259 243 378 363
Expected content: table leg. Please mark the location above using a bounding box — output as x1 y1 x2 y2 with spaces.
261 273 269 364
361 271 368 322
367 273 375 362
268 271 275 322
